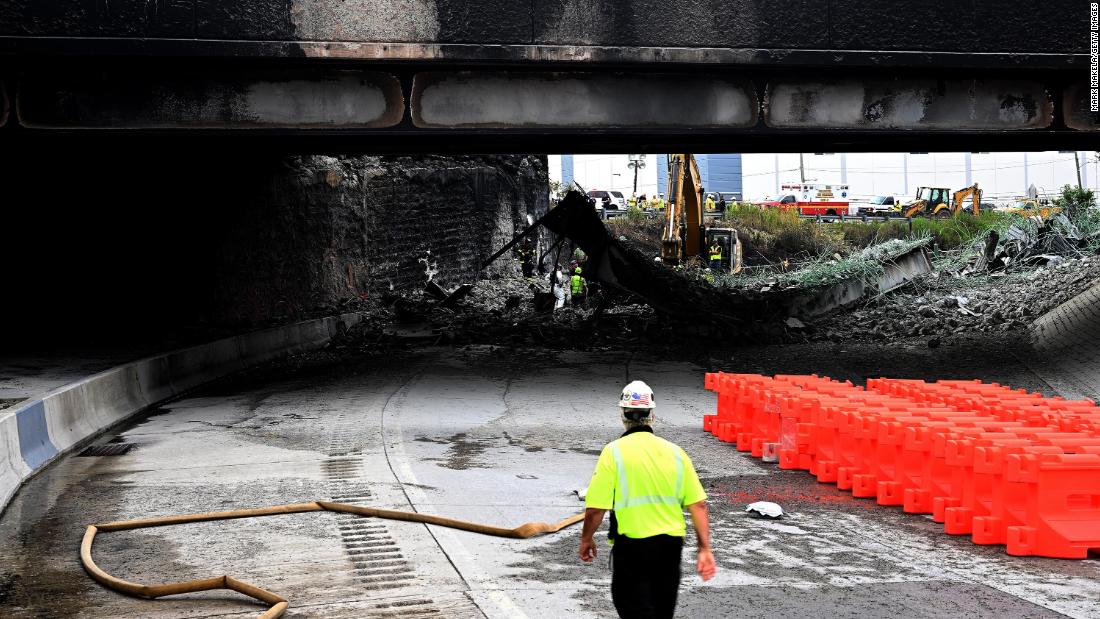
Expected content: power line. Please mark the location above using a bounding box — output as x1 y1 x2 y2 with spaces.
755 156 1080 175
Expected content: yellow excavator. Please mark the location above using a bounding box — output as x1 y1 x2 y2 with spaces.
662 154 742 273
1002 198 1062 218
662 154 705 262
900 183 983 218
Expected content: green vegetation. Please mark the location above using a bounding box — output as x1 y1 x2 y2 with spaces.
610 199 1100 292
1053 184 1096 220
720 202 844 258
719 203 1012 265
717 237 933 292
1051 185 1100 252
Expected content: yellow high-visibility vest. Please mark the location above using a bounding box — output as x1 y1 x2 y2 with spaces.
584 430 707 539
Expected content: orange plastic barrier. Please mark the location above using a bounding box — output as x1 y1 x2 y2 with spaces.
703 372 1100 559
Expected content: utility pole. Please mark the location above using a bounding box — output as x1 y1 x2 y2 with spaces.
627 154 646 197
799 153 806 184
1075 151 1084 190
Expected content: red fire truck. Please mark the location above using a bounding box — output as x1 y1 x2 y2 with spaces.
756 183 851 216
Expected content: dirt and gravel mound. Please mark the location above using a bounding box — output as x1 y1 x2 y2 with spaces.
800 256 1100 344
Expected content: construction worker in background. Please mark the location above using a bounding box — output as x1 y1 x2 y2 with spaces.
628 195 637 209
517 238 536 278
649 194 660 210
657 193 666 210
716 193 727 211
550 264 566 310
579 381 715 618
708 239 723 269
570 267 588 307
704 192 716 212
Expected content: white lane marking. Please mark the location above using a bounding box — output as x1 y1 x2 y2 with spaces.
384 378 530 619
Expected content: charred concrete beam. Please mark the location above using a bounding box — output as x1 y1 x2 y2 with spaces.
6 65 1096 150
1064 83 1100 132
0 0 1089 57
411 72 756 128
0 38 1086 71
532 0 828 49
541 191 763 327
766 79 1053 130
17 70 404 129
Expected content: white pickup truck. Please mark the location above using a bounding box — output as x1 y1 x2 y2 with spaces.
852 195 899 215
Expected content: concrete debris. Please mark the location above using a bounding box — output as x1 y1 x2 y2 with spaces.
425 280 475 308
339 193 1098 351
780 242 933 318
963 216 1086 275
540 192 936 333
806 255 1100 344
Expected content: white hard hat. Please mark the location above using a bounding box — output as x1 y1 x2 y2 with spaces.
745 501 784 519
620 380 655 410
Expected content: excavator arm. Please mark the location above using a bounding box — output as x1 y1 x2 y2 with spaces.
952 184 982 216
662 154 705 262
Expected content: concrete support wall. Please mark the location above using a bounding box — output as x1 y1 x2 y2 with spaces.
216 154 548 323
1 153 547 343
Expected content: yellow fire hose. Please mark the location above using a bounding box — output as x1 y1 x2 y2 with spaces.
81 500 584 618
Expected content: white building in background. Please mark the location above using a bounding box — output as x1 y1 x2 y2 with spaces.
549 154 661 198
552 152 1098 204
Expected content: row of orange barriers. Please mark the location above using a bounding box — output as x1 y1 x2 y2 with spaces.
703 373 1100 559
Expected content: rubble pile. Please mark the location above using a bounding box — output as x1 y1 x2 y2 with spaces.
804 256 1100 343
961 215 1091 274
330 191 1100 352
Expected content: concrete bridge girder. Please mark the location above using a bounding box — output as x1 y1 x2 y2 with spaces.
0 1 1094 149
7 69 1096 137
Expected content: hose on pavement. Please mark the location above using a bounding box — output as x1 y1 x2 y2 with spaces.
81 500 584 618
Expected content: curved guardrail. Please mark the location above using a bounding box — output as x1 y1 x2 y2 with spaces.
0 313 362 514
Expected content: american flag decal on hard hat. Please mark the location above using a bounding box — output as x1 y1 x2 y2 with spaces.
626 392 650 406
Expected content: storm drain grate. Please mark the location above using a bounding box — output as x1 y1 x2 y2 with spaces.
77 443 134 457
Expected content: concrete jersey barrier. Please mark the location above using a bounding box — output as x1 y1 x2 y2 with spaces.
0 313 362 514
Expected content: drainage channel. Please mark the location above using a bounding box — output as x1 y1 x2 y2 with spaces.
322 404 447 617
323 457 420 590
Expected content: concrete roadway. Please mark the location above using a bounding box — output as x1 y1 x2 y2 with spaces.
1 345 1098 618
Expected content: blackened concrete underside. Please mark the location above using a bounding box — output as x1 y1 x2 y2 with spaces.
0 1 1095 151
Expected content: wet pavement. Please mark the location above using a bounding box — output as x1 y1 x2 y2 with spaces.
1 343 1098 618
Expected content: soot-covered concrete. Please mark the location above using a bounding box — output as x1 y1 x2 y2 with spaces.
0 0 1088 55
1 152 546 348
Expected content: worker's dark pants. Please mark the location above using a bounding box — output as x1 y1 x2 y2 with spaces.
611 534 683 619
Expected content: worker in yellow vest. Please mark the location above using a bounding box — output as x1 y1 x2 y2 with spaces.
708 239 723 269
579 381 715 618
570 267 588 307
704 193 716 212
649 195 660 210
